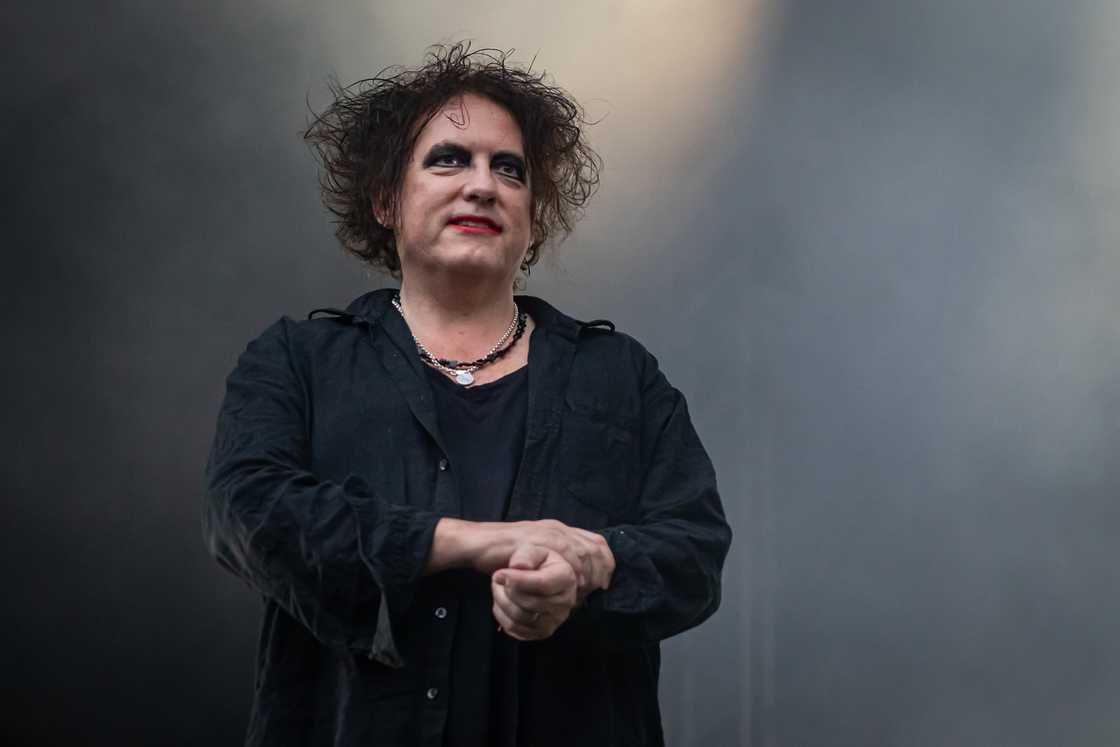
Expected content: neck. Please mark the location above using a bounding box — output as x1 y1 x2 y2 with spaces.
397 274 519 362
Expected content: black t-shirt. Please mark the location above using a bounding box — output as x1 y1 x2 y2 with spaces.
425 363 529 747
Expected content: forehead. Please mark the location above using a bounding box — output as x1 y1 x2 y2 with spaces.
413 93 525 153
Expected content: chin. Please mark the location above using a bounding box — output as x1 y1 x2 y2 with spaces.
435 244 516 270
402 239 523 282
431 254 512 279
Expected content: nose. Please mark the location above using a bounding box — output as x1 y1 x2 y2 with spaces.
462 161 497 205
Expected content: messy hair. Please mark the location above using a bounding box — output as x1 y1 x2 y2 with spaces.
304 42 602 277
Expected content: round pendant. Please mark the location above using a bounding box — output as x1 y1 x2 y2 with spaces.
454 370 474 385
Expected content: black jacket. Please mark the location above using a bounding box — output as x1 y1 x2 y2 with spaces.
204 289 731 746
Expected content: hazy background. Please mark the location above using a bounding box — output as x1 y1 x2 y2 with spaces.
5 1 1119 744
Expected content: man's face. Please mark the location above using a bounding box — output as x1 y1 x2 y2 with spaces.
389 93 533 283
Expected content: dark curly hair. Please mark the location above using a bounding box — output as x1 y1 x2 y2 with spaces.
303 42 602 278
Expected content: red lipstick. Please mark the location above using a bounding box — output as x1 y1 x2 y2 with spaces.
447 214 502 234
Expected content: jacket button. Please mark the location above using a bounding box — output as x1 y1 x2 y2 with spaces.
438 458 449 471
426 687 439 700
434 607 447 619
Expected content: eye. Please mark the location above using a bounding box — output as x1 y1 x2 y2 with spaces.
493 158 527 183
423 145 469 169
432 152 467 167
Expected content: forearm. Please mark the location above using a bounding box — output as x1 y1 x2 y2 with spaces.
424 518 516 575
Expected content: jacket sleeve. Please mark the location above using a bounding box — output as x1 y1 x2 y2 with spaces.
202 318 440 667
572 350 732 648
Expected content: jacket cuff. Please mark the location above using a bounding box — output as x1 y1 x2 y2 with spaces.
590 526 657 614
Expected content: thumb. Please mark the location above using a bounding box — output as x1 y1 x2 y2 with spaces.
508 543 549 571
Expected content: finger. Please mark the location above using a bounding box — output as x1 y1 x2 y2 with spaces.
524 526 590 588
544 541 588 590
493 576 546 627
496 541 579 585
568 528 615 589
496 547 576 590
499 579 575 633
492 598 534 641
500 561 576 597
506 583 574 612
506 568 577 600
493 577 572 641
496 571 577 627
507 543 549 571
492 583 546 640
548 527 609 587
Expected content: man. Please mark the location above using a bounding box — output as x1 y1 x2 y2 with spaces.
204 43 731 746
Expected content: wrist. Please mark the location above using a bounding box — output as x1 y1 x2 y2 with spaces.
426 518 512 575
426 518 473 574
470 521 517 574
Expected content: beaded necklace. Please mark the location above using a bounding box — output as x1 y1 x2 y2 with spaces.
392 295 527 386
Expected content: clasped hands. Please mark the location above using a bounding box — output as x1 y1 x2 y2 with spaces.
428 517 615 642
488 520 615 641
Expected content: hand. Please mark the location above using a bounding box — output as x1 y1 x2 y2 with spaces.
491 543 579 641
481 519 615 602
428 517 616 602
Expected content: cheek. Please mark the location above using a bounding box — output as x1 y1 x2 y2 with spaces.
396 187 439 235
513 197 533 230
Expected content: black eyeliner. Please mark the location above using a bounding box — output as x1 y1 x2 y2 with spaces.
422 143 469 167
493 152 527 180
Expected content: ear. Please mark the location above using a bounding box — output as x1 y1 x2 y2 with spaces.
522 240 541 268
370 192 390 228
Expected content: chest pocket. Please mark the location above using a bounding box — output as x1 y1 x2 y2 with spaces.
557 409 640 523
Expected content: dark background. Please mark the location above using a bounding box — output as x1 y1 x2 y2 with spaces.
6 1 1118 745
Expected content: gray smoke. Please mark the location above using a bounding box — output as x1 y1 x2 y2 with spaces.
5 1 1118 744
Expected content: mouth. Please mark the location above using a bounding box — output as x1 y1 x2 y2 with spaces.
447 215 502 234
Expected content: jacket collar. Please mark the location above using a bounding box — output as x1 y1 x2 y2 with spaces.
342 287 584 343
